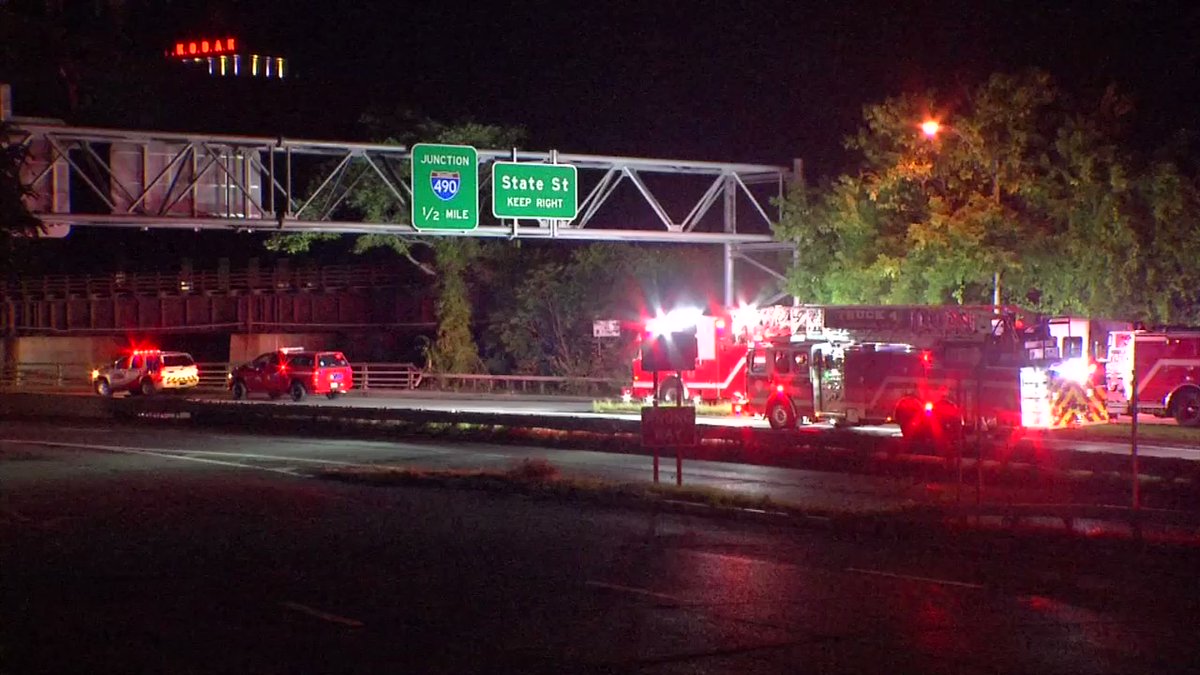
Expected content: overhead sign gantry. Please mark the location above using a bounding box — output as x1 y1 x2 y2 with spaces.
3 106 795 304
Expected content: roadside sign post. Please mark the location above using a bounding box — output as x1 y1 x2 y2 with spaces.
639 333 698 485
410 143 479 231
641 404 696 486
1131 347 1140 511
675 369 684 486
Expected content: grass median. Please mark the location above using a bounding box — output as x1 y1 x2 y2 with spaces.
592 399 736 416
1043 420 1200 447
316 457 915 520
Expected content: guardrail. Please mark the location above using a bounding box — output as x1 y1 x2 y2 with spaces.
0 361 623 397
420 373 623 397
355 363 424 391
0 362 78 389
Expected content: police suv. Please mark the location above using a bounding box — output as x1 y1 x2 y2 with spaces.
91 350 200 397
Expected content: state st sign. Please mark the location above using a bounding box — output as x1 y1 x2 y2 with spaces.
491 162 578 220
411 143 479 230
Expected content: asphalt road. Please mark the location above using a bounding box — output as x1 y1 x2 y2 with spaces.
0 421 928 513
4 422 1200 674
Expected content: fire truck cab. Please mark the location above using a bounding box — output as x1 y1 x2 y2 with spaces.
1105 330 1200 426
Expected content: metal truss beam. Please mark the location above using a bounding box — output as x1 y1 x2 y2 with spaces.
724 241 798 307
11 122 789 246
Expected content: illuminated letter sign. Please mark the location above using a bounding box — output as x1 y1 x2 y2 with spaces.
172 37 239 59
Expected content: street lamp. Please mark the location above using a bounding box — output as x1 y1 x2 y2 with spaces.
919 118 1002 308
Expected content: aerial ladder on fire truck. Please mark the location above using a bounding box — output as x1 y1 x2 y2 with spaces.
734 304 1046 351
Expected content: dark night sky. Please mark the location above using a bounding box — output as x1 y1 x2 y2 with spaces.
51 0 1200 174
5 0 1200 276
231 0 1200 173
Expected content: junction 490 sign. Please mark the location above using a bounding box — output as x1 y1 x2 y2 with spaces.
411 143 479 230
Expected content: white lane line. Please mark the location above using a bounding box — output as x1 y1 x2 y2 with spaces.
0 439 303 476
686 550 801 570
112 448 303 476
279 601 364 628
845 567 984 590
0 439 377 466
154 449 369 466
585 580 682 603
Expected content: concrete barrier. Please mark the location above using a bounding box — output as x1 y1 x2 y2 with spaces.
0 392 116 419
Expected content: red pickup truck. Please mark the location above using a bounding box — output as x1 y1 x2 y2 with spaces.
228 348 353 402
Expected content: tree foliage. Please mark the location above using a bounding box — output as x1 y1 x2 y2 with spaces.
0 122 44 273
489 244 670 378
423 239 485 373
775 70 1200 323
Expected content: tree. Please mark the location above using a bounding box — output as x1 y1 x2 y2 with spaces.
0 122 44 274
423 239 485 373
492 244 670 378
775 69 1200 323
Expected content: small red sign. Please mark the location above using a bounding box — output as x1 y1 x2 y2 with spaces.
641 406 697 448
172 37 237 58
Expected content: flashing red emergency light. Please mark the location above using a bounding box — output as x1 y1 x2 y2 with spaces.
921 350 932 365
924 401 934 414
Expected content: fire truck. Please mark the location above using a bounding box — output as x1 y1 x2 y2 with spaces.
625 305 799 404
1105 330 1200 426
741 305 1109 439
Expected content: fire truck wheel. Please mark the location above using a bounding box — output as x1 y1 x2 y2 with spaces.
139 378 156 397
933 402 964 458
289 380 308 402
766 399 797 430
894 399 924 440
658 377 685 404
231 380 248 400
1173 389 1200 427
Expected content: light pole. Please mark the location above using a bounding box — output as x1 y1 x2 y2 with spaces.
921 119 1002 307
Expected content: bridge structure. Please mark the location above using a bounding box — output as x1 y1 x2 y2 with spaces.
0 261 430 336
6 109 798 307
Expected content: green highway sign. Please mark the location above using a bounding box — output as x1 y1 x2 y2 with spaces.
411 143 479 230
491 162 578 220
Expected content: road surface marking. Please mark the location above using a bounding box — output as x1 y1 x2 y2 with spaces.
845 567 984 589
586 580 682 603
280 601 364 628
106 448 303 475
0 440 303 476
686 549 804 570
